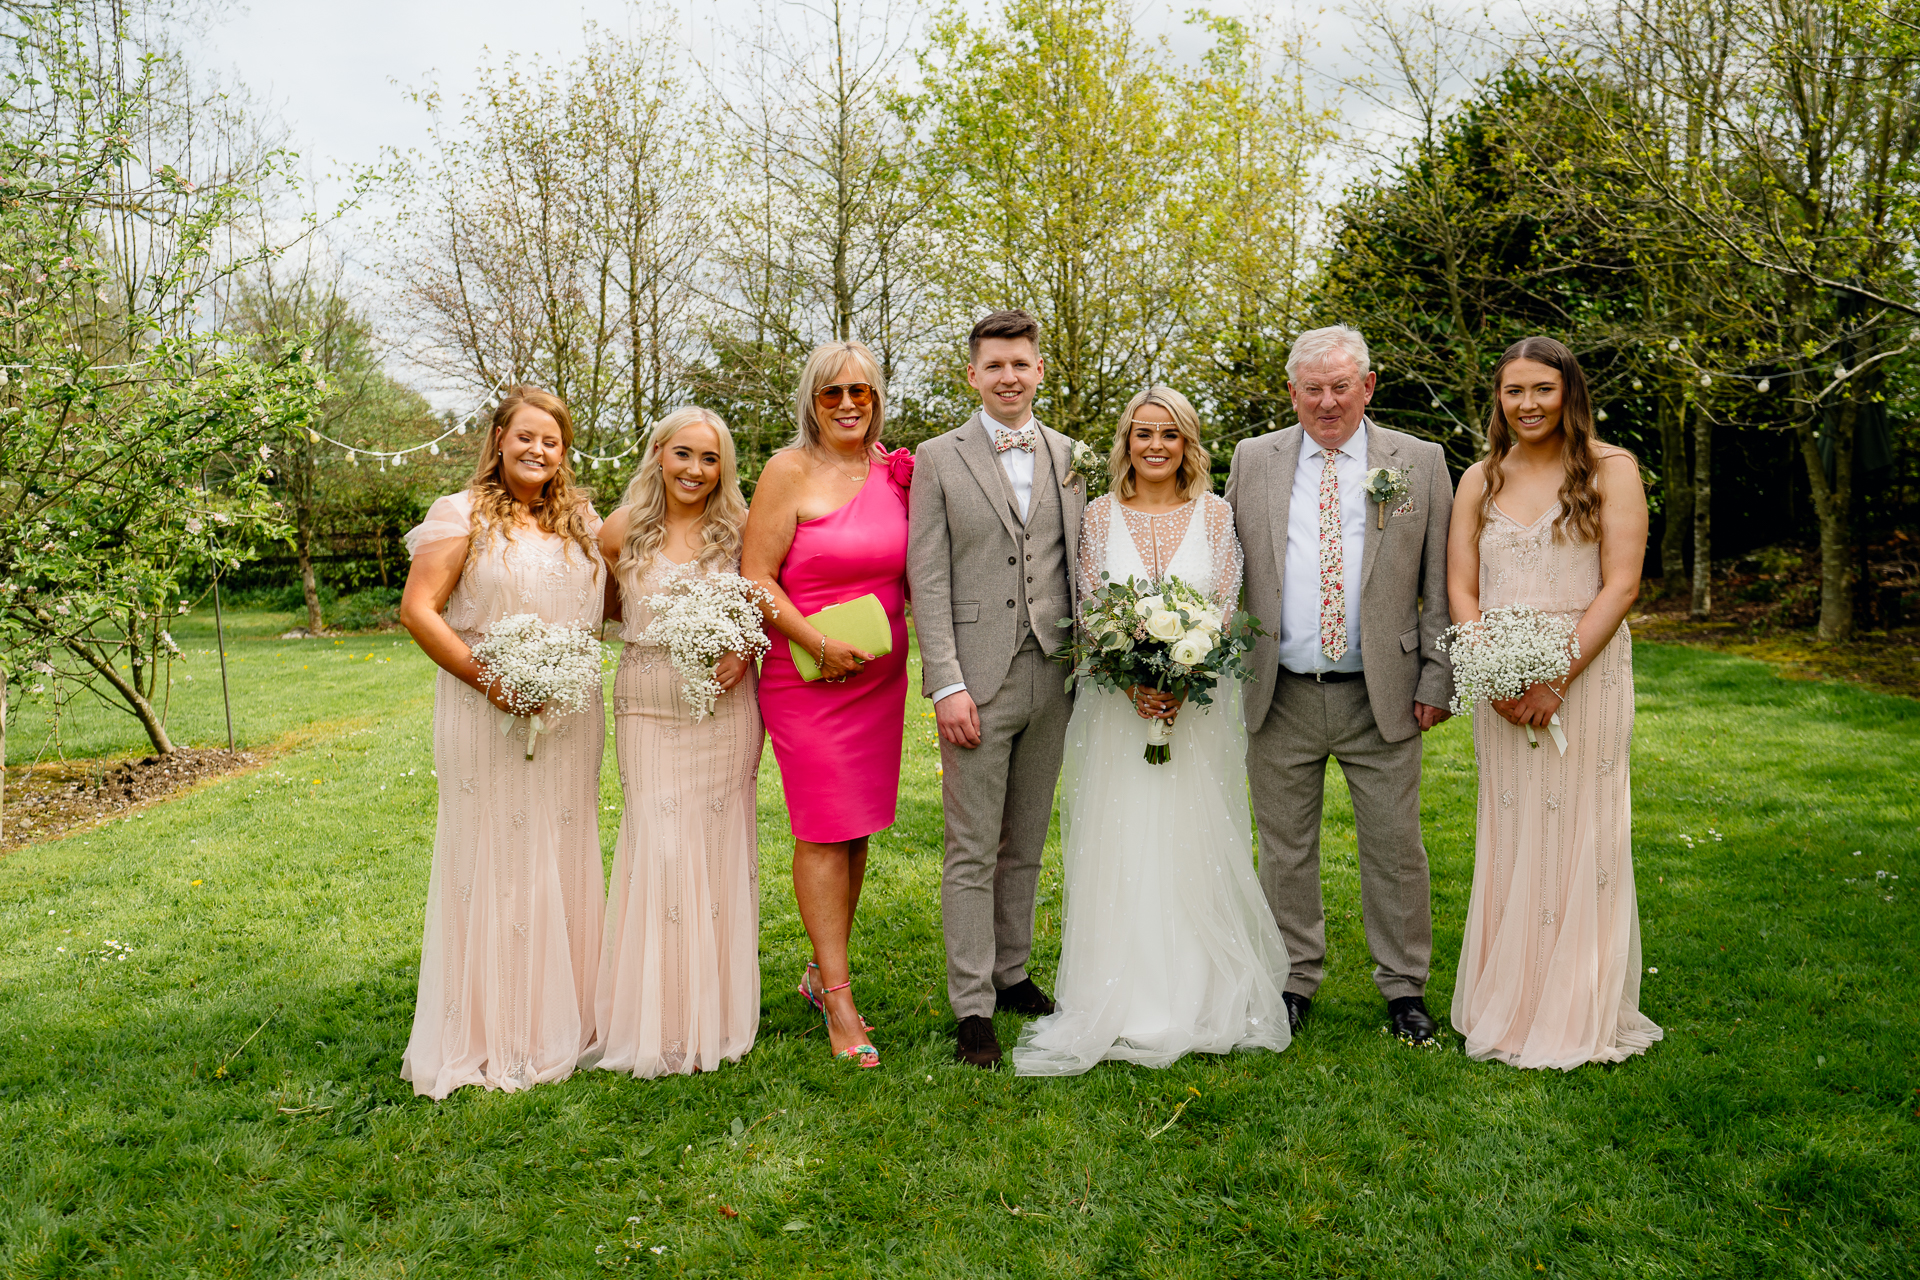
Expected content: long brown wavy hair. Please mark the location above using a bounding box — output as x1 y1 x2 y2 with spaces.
615 407 748 603
467 385 599 563
1477 337 1622 544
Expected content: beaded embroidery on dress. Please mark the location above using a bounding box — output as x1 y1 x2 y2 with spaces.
1012 493 1291 1075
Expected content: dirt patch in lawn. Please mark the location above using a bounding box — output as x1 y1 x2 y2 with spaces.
2 747 262 852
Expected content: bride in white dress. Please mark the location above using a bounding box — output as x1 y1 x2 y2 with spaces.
1013 387 1293 1076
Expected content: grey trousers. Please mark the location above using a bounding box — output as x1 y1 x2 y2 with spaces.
1247 672 1431 1002
939 636 1073 1019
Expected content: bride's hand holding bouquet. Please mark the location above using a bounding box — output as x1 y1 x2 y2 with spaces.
1058 573 1263 764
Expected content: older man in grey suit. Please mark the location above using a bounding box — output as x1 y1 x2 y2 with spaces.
1225 325 1455 1044
908 310 1088 1068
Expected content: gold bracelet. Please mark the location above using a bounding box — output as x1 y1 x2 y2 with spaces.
817 636 828 669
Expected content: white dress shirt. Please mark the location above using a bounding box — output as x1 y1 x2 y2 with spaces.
932 414 1039 706
1278 418 1369 675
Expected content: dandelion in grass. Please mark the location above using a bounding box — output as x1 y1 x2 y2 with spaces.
470 613 603 758
640 571 774 722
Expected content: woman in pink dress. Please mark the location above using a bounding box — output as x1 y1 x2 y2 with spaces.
741 340 912 1069
591 408 765 1078
397 386 607 1098
1447 336 1662 1069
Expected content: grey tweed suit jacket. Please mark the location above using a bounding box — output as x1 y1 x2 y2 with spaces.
907 412 1087 700
1225 420 1455 742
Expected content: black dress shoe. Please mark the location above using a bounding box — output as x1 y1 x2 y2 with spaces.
955 1014 1003 1068
1282 992 1311 1036
1387 995 1438 1044
994 977 1056 1016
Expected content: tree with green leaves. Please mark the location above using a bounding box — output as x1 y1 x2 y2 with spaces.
0 1 322 759
916 0 1182 440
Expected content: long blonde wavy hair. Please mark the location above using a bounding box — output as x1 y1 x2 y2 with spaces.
467 385 598 562
1477 337 1624 544
1109 385 1212 501
616 408 748 602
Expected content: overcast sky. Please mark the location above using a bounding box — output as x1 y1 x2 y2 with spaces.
192 0 1397 190
188 0 1519 404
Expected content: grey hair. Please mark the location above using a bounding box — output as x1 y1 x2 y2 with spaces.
1286 325 1372 381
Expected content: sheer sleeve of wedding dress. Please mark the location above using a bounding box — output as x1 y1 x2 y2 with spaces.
1012 492 1293 1076
1200 494 1243 608
1074 494 1114 605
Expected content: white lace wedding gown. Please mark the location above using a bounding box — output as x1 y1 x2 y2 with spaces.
1012 493 1293 1076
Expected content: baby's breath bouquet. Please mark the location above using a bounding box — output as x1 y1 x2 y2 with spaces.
641 571 775 721
1437 606 1581 753
1058 573 1261 764
470 613 604 758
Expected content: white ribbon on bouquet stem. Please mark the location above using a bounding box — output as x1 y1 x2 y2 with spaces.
1524 713 1568 755
502 711 547 759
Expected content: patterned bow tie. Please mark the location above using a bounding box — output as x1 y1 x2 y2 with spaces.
993 425 1038 454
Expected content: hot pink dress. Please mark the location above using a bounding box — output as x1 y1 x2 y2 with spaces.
758 449 913 843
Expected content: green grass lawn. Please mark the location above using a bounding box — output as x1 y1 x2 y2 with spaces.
1 613 1916 1278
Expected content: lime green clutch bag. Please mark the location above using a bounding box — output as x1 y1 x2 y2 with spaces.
789 593 893 682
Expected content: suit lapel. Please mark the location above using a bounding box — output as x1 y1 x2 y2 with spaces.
1359 421 1398 594
1039 425 1082 579
956 411 1023 546
1268 426 1303 589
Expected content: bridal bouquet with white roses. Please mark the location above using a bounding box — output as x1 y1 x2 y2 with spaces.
1058 573 1262 764
470 613 605 758
1437 606 1582 753
641 570 776 722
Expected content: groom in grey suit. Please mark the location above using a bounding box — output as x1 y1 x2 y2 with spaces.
908 310 1087 1068
1225 325 1455 1044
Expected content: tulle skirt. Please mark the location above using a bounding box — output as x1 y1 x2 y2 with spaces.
1012 680 1293 1076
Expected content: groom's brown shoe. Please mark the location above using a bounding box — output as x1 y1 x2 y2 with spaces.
994 977 1056 1016
955 1015 1002 1068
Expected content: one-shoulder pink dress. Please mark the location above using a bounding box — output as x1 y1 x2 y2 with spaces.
758 452 912 843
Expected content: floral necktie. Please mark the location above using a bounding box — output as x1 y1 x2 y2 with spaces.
1319 449 1347 662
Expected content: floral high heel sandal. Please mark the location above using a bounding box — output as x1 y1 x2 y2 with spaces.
819 978 879 1069
799 961 874 1032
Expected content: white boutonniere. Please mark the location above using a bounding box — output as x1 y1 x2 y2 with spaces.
1065 438 1105 496
1363 466 1414 528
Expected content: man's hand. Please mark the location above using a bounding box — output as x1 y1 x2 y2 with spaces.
935 689 982 749
1413 700 1451 732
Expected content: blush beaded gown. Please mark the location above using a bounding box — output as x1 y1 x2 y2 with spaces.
399 491 608 1099
588 554 766 1078
1450 502 1662 1069
1011 493 1293 1076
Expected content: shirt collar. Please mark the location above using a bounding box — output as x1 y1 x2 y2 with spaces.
985 412 1038 437
1308 417 1368 464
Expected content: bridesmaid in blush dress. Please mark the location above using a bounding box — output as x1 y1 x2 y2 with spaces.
397 386 607 1099
741 340 911 1069
590 408 766 1078
1447 337 1663 1070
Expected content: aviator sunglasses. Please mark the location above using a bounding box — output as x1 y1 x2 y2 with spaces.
814 382 875 408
